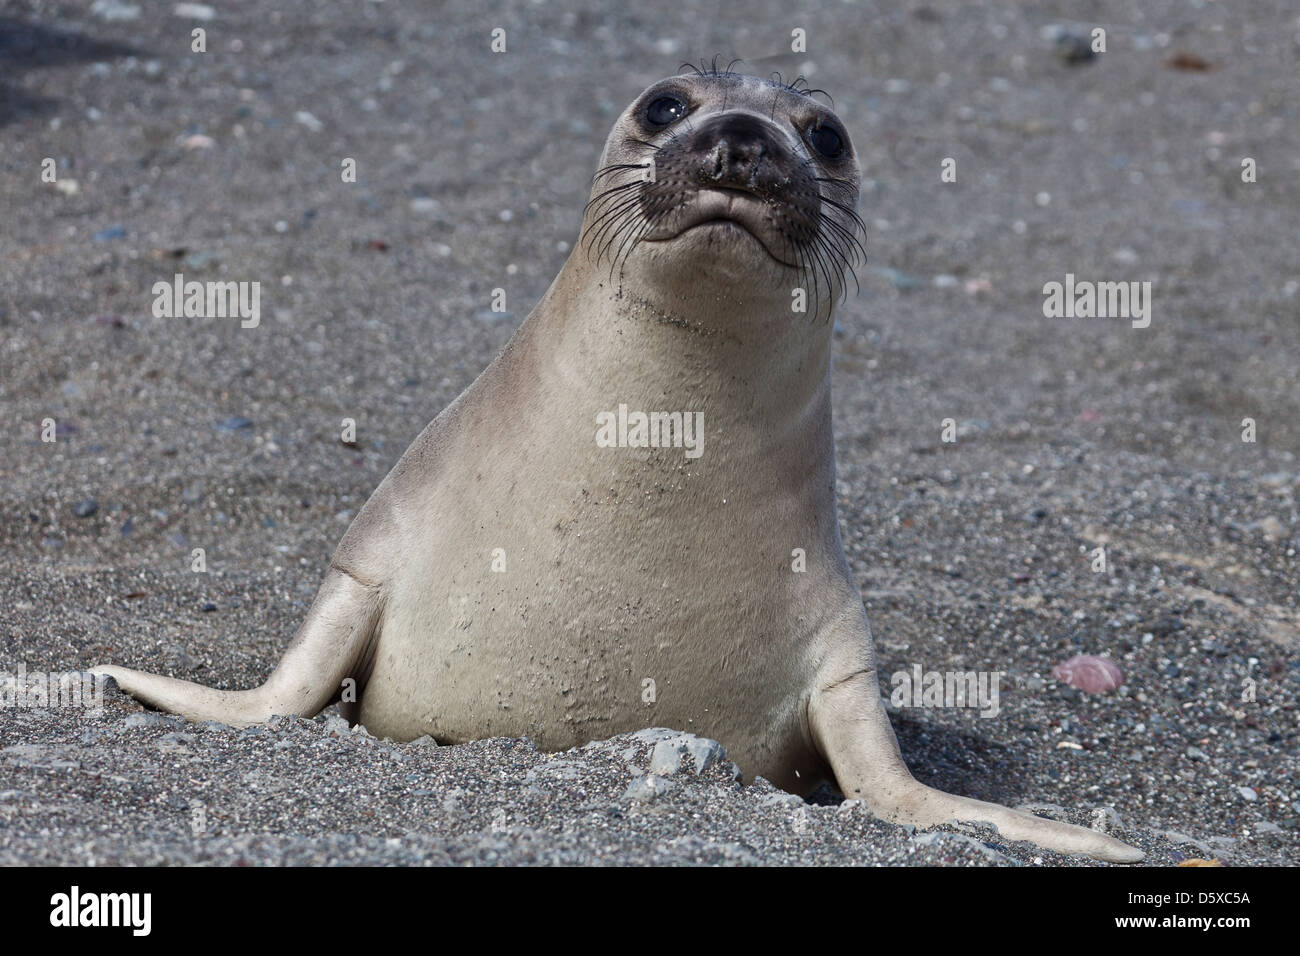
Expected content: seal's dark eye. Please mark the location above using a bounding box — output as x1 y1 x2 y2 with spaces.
645 95 688 127
808 123 844 159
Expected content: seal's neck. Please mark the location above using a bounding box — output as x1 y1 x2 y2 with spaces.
522 251 836 435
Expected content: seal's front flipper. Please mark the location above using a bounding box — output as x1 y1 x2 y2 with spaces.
92 567 383 729
809 665 1145 863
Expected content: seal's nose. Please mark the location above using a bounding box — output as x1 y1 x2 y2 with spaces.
690 113 788 195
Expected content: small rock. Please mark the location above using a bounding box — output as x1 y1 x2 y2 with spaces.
1238 786 1258 802
1054 33 1096 64
1258 516 1284 542
622 775 676 802
761 791 804 810
684 736 727 774
874 266 923 291
649 739 686 775
1164 52 1214 72
124 712 180 730
913 830 1015 864
1052 654 1124 693
91 0 141 22
1090 806 1125 830
173 2 215 19
73 499 99 518
323 715 350 736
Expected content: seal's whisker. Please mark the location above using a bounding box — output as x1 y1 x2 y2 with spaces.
591 163 652 184
587 209 642 265
813 229 854 306
587 180 647 222
584 187 646 234
807 234 836 320
817 198 868 263
582 181 643 218
585 202 642 245
595 202 648 266
610 216 654 282
818 208 868 268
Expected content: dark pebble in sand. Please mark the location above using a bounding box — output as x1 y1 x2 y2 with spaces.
1055 33 1095 64
73 499 98 518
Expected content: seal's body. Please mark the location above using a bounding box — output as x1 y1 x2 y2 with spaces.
95 69 1142 862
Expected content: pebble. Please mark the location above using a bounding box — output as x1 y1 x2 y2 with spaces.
73 499 99 518
1054 33 1096 65
649 739 686 775
90 0 141 21
294 111 324 132
173 3 216 19
621 775 676 802
123 712 181 730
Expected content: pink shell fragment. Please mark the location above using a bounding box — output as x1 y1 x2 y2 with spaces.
1052 654 1123 693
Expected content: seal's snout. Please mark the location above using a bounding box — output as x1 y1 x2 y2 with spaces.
691 113 790 196
632 107 821 271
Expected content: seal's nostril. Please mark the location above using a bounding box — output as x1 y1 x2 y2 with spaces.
690 114 789 193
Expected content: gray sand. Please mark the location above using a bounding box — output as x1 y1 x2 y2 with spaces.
0 0 1296 865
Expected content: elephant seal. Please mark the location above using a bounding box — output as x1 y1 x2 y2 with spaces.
94 66 1142 862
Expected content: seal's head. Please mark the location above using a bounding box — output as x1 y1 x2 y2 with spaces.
580 64 865 321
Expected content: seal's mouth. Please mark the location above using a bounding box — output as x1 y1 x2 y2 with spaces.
641 186 802 268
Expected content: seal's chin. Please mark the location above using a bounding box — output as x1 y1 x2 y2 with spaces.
641 187 802 269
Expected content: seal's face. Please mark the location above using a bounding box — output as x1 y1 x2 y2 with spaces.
581 68 865 317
